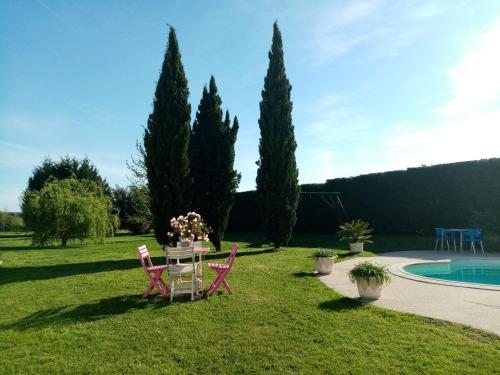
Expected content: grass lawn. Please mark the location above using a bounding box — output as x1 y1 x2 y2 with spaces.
1 232 499 374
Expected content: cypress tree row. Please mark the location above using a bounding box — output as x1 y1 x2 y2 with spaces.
144 27 192 245
256 22 300 250
190 76 240 251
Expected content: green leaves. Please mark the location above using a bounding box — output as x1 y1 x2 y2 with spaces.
256 22 300 249
349 261 391 284
190 76 240 251
22 179 111 246
144 27 192 245
338 219 374 244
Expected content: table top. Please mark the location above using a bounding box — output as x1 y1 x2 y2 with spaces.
194 247 210 254
445 228 473 232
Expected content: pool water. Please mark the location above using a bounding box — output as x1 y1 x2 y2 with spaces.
404 259 500 286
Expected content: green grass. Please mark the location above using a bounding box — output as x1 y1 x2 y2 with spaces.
1 232 499 374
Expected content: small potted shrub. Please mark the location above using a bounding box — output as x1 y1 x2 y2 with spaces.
314 249 336 275
338 219 373 253
349 261 390 299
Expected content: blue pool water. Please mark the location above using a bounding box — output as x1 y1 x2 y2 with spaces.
404 259 500 286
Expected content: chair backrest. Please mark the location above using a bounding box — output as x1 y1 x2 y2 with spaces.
434 228 445 236
226 243 238 267
137 245 153 269
467 228 482 239
165 246 196 265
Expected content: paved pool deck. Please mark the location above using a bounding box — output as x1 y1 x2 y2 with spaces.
319 251 500 336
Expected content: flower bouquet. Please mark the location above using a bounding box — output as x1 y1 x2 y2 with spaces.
167 212 210 246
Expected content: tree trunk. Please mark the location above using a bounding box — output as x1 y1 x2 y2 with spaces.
61 237 68 247
212 236 222 252
273 242 280 251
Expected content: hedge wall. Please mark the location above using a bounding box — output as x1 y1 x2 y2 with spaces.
227 158 500 235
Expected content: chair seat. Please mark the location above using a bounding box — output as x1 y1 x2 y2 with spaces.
208 263 229 270
146 265 168 272
168 263 195 275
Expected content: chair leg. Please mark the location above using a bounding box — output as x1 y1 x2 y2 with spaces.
170 281 174 302
471 241 475 254
222 279 232 294
434 239 439 250
480 241 484 254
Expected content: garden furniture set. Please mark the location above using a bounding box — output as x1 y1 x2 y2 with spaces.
138 242 237 300
434 228 484 253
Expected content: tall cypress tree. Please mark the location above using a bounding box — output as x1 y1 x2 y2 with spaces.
190 76 240 251
144 27 191 245
256 22 300 250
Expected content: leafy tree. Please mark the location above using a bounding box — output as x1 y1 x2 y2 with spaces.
256 22 300 250
27 156 110 195
22 179 112 246
126 140 148 187
190 76 240 251
144 26 191 245
0 211 24 231
111 185 152 234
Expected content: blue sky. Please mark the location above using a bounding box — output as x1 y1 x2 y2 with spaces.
2 1 500 211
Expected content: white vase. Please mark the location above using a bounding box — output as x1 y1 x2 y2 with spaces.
315 256 334 275
179 239 192 247
349 243 364 253
355 277 383 299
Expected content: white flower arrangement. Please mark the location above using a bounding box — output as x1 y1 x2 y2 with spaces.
167 212 210 242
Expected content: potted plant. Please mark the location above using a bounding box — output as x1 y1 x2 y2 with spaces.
337 219 373 253
167 212 210 247
349 261 390 299
314 249 336 275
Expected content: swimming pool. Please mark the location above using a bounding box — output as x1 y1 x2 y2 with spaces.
403 259 500 286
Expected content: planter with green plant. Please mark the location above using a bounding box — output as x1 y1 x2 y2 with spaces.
314 249 336 275
349 261 390 299
338 219 373 253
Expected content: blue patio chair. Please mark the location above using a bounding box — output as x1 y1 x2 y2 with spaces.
462 229 484 254
434 228 454 251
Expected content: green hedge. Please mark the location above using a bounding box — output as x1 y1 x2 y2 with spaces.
227 158 500 235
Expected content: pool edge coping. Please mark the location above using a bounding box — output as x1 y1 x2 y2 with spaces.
389 258 500 291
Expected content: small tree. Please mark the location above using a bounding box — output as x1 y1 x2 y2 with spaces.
190 76 240 251
256 22 300 250
22 179 112 246
144 26 191 245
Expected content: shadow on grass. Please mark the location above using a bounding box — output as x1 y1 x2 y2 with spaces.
0 258 147 285
293 271 320 278
205 247 275 261
0 248 276 285
318 297 364 312
1 294 171 330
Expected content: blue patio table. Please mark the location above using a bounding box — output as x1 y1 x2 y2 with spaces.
445 228 473 251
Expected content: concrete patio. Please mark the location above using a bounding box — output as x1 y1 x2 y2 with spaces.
320 251 500 336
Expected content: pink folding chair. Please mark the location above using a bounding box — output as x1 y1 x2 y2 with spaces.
207 243 238 296
137 245 169 297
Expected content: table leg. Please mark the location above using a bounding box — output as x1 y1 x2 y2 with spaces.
460 232 463 252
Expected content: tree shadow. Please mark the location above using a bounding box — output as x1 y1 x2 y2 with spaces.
0 257 160 285
318 297 364 312
0 232 31 239
1 294 171 330
204 247 275 261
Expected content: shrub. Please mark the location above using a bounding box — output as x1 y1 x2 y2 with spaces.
314 249 336 258
22 179 112 246
338 220 374 244
349 262 391 284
